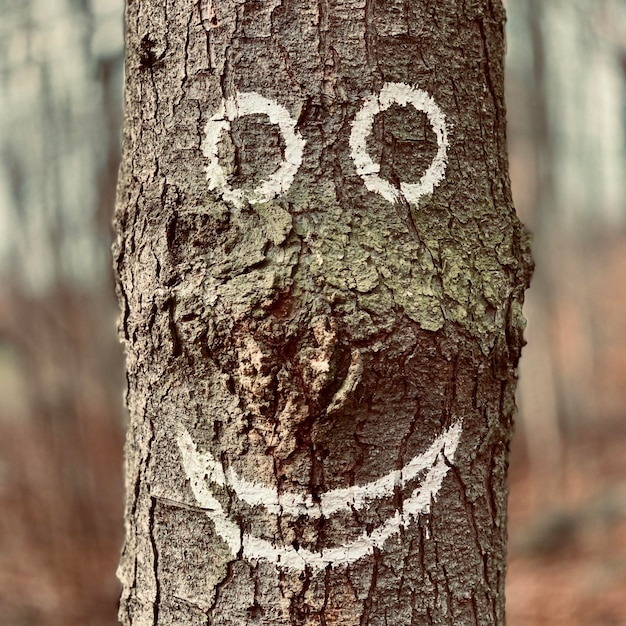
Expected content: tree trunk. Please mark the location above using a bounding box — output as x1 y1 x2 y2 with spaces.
114 1 532 625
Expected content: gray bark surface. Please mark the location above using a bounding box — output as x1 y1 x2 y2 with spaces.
114 1 532 624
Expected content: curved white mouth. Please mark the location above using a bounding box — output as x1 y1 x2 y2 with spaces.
176 420 462 571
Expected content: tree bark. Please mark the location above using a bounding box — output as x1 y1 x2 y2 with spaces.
114 1 532 625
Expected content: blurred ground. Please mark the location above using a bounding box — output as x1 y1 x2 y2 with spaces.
0 418 123 625
508 422 626 626
0 291 124 626
507 235 626 626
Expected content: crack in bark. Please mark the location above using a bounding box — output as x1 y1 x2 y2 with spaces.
148 491 160 621
359 548 380 626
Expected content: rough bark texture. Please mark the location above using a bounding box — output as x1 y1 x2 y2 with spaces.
114 1 532 624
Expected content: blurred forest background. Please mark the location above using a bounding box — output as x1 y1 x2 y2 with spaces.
0 0 625 624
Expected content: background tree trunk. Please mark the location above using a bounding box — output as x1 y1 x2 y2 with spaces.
114 1 532 624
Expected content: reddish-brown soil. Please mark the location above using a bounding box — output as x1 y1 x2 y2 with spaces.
507 422 626 626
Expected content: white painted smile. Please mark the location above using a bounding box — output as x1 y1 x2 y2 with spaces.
191 81 456 571
176 420 462 571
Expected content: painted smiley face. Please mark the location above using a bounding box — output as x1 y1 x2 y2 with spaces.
174 82 459 571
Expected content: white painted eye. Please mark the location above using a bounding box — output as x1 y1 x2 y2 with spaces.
349 82 449 206
202 92 306 207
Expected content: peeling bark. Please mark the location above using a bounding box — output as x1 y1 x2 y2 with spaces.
114 1 532 624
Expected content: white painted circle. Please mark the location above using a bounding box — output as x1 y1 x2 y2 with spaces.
349 82 449 206
202 92 306 207
177 420 462 571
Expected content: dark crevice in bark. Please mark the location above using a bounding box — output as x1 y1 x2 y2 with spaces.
207 555 238 620
165 298 183 358
359 548 380 626
317 0 330 72
364 0 379 79
149 498 160 622
139 35 166 70
288 567 314 623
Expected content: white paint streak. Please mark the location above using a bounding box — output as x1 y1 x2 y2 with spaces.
177 428 241 556
202 92 306 208
177 420 463 571
349 82 449 206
